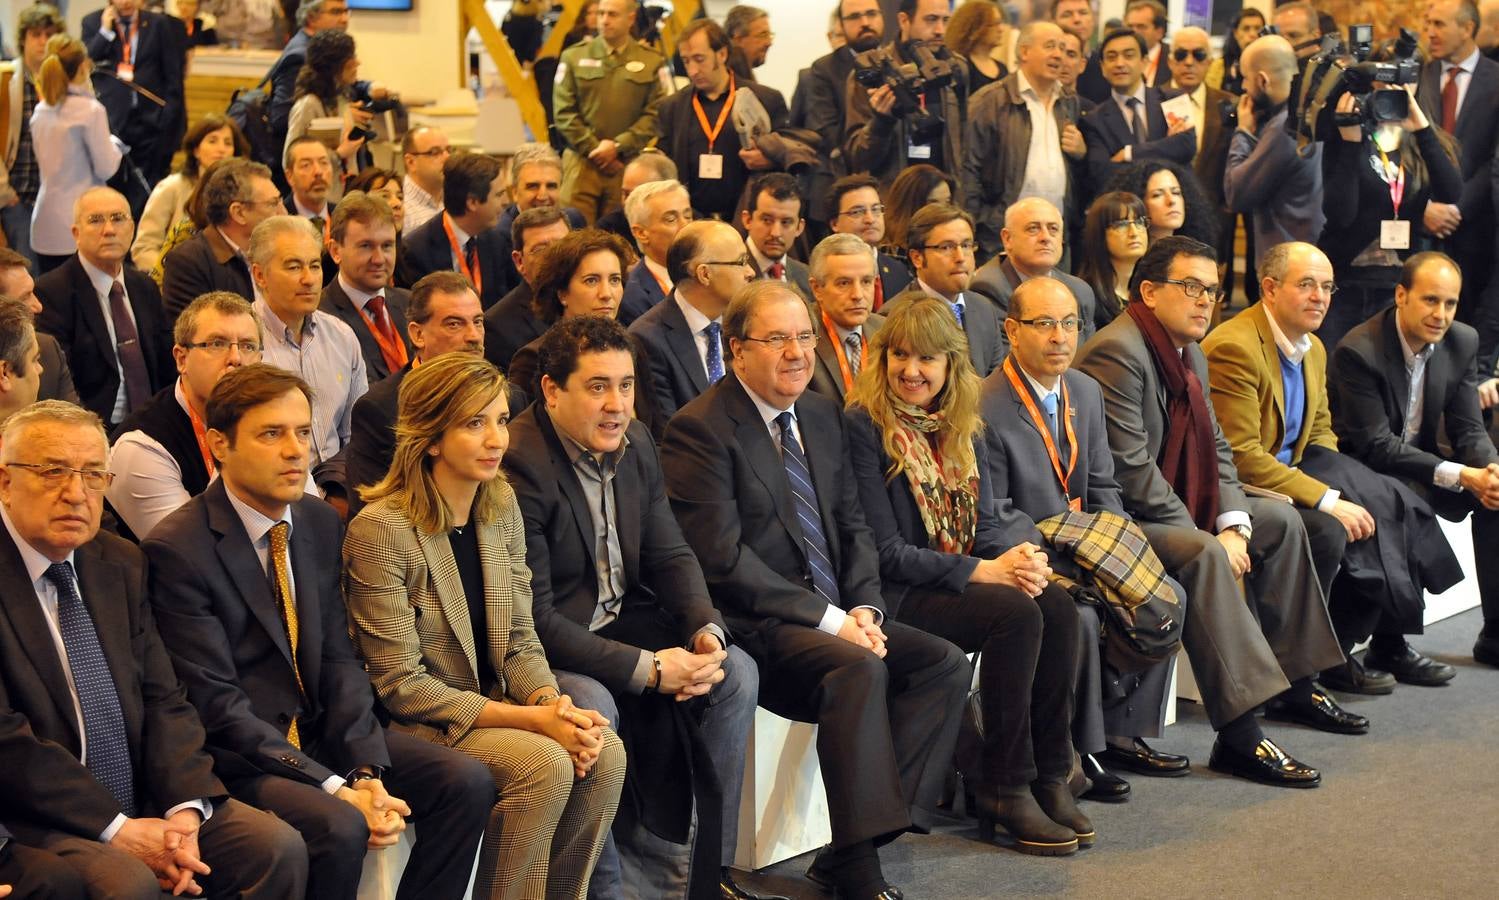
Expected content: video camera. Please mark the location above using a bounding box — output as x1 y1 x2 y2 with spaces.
852 41 957 144
1287 25 1420 147
634 1 672 45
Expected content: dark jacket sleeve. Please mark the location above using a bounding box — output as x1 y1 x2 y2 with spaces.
1327 338 1446 481
634 431 727 639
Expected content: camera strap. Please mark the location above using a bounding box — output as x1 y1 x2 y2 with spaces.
692 74 737 153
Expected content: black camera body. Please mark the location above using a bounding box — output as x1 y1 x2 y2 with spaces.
852 41 955 144
346 79 402 144
1288 26 1420 146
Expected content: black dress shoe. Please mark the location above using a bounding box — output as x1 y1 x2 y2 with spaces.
1080 753 1131 802
1265 689 1370 735
1100 737 1190 777
804 847 834 893
1319 656 1396 695
722 868 791 900
833 888 902 900
1476 632 1499 667
1208 737 1321 788
1364 642 1457 686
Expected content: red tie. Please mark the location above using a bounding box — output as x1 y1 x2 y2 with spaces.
1442 67 1461 130
366 294 398 346
768 261 785 280
873 274 885 312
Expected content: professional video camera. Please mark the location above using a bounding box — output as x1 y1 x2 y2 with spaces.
635 0 672 44
347 79 401 143
852 41 957 144
1287 25 1420 148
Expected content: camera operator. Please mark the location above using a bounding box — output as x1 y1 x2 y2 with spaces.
1273 2 1325 62
844 0 966 191
285 29 394 195
1316 75 1463 352
798 0 887 229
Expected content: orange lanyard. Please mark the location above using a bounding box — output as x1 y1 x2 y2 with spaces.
357 297 410 373
119 14 140 66
185 397 217 480
442 212 482 296
1003 357 1080 510
820 311 865 393
692 74 736 153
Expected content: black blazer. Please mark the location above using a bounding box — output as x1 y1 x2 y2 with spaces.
1079 86 1197 192
659 372 886 635
502 406 726 692
844 406 1006 616
1328 307 1499 483
628 290 712 422
619 259 666 326
80 9 185 133
0 527 225 842
877 250 913 300
36 332 80 404
160 226 256 323
402 214 510 308
142 482 390 788
483 282 545 374
318 280 413 383
881 285 1004 376
509 329 659 436
1416 55 1499 223
34 256 174 425
807 313 885 403
657 80 791 218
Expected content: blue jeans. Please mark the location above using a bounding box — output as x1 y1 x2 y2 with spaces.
1 203 37 268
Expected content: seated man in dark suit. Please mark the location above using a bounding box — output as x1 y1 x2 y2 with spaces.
321 192 413 383
0 400 305 897
0 819 87 900
618 179 693 326
743 173 813 299
143 364 494 900
504 316 773 900
1075 236 1359 788
1079 29 1195 195
629 219 751 421
402 151 511 308
661 280 970 900
827 174 912 308
483 206 570 374
806 232 885 402
34 188 174 430
161 159 280 323
0 248 78 404
1328 251 1499 668
968 197 1099 347
881 204 1005 376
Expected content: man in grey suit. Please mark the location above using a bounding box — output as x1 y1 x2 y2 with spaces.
807 233 886 402
1074 236 1356 788
881 204 1004 377
968 198 1098 351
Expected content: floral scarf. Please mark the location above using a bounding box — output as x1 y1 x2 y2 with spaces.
888 399 979 554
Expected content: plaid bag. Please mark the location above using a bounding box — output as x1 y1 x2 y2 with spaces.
1037 508 1182 672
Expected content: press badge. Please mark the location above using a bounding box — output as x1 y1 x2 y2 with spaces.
907 142 932 160
699 154 724 179
117 63 134 82
1380 220 1411 250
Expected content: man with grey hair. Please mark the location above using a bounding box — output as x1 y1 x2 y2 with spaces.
0 296 41 427
596 150 679 245
970 197 1097 347
725 4 773 75
630 219 752 420
806 232 884 401
1272 1 1322 59
495 143 588 293
267 0 351 149
161 158 281 321
249 215 367 501
619 179 694 325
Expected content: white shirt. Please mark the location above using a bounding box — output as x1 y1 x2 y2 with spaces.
1440 47 1482 122
672 289 719 379
402 175 441 232
0 504 211 840
1262 313 1340 511
79 256 138 425
1016 70 1069 214
1396 327 1464 490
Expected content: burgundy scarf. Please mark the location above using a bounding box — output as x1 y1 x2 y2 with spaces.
1126 302 1220 529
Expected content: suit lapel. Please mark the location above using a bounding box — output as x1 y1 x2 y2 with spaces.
663 298 710 392
538 410 599 570
814 332 845 400
1380 312 1413 430
414 528 479 676
0 532 80 743
615 446 643 587
725 376 803 551
1251 305 1286 424
206 485 296 672
473 520 510 691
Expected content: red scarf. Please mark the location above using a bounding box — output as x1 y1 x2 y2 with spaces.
1126 302 1220 530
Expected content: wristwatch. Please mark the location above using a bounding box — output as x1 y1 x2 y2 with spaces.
1225 524 1252 542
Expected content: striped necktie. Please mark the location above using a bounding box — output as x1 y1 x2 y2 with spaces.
775 412 841 606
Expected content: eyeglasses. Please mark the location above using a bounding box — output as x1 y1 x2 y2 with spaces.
702 256 753 268
4 462 114 492
183 339 262 355
1107 217 1149 232
408 146 451 159
1016 316 1082 332
921 240 977 256
82 213 131 228
1284 277 1340 297
1172 48 1209 62
741 331 818 351
1159 278 1225 303
838 204 886 219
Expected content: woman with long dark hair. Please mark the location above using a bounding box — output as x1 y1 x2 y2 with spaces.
1104 158 1216 246
1074 192 1149 330
882 163 958 262
132 113 249 272
1216 7 1267 95
286 28 384 189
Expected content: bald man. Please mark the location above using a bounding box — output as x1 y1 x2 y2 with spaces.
969 197 1098 346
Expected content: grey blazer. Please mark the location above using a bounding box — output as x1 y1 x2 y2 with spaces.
1073 312 1247 529
967 257 1098 349
807 312 885 403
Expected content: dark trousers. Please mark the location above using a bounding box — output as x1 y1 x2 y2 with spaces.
741 619 969 850
899 582 1078 786
232 728 494 900
1419 484 1499 628
0 841 87 899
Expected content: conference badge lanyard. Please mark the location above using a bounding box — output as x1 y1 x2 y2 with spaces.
442 213 482 297
1377 147 1410 250
820 310 866 393
357 297 410 373
1003 357 1080 511
117 14 141 82
186 400 217 480
693 74 736 180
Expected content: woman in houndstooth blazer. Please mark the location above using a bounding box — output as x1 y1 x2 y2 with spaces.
343 354 625 900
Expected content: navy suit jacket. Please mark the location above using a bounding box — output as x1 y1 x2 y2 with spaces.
628 290 715 423
619 259 667 326
402 214 510 308
1079 86 1196 192
143 482 390 788
319 280 413 383
807 313 885 403
1416 56 1499 225
483 282 545 374
80 9 185 134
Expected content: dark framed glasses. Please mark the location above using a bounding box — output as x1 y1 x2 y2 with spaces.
1172 48 1209 62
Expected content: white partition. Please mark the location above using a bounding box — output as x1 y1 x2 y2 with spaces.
734 709 833 871
357 826 480 900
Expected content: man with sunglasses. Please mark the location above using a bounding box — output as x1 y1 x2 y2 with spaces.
1077 236 1354 788
1167 27 1235 264
827 174 911 304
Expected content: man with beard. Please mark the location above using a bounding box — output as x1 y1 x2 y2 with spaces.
797 0 885 224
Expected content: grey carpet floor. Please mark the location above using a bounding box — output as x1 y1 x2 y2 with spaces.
737 608 1498 900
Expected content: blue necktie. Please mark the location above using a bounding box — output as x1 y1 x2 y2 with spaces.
704 321 724 383
45 562 136 817
1041 391 1059 440
775 412 841 607
951 301 965 327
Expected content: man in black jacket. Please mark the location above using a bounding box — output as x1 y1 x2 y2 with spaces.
402 152 511 308
321 192 413 383
483 206 570 374
796 0 886 226
81 0 187 184
160 159 281 323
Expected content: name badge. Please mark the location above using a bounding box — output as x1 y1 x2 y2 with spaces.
698 154 724 180
578 57 603 68
1068 496 1083 512
117 62 135 82
1380 219 1411 250
626 60 646 72
907 142 932 160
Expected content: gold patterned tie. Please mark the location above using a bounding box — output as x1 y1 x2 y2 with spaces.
268 522 307 748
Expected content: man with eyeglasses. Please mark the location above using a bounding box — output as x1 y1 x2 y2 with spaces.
400 126 450 232
827 174 911 306
34 187 173 431
883 203 1004 376
1076 236 1354 789
660 279 969 900
970 197 1097 346
1328 251 1499 669
797 1 886 225
161 159 283 323
1078 28 1195 193
618 179 693 325
962 21 1087 263
1204 242 1463 695
320 192 413 384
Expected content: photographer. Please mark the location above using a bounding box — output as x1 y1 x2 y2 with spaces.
844 0 966 191
285 29 392 197
1317 70 1462 352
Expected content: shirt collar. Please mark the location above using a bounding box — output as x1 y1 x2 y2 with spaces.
293 197 328 220
1017 361 1061 401
558 420 630 469
1263 306 1313 365
0 503 76 573
448 217 473 248
78 255 124 299
1397 324 1435 368
254 296 318 343
747 381 797 421
749 241 783 273
672 289 715 334
830 320 863 344
1444 46 1481 75
917 277 965 305
223 481 292 547
1112 82 1147 109
338 273 384 311
1016 70 1054 103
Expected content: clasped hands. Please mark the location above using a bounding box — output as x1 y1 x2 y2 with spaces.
970 541 1052 598
1460 463 1499 510
109 809 214 896
335 778 411 850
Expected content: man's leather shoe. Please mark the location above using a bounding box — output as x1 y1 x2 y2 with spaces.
1100 737 1190 777
1080 753 1131 802
833 888 902 900
1364 642 1457 686
722 868 790 900
1475 632 1499 667
1265 689 1370 735
1319 656 1396 695
1208 737 1321 788
804 847 834 893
